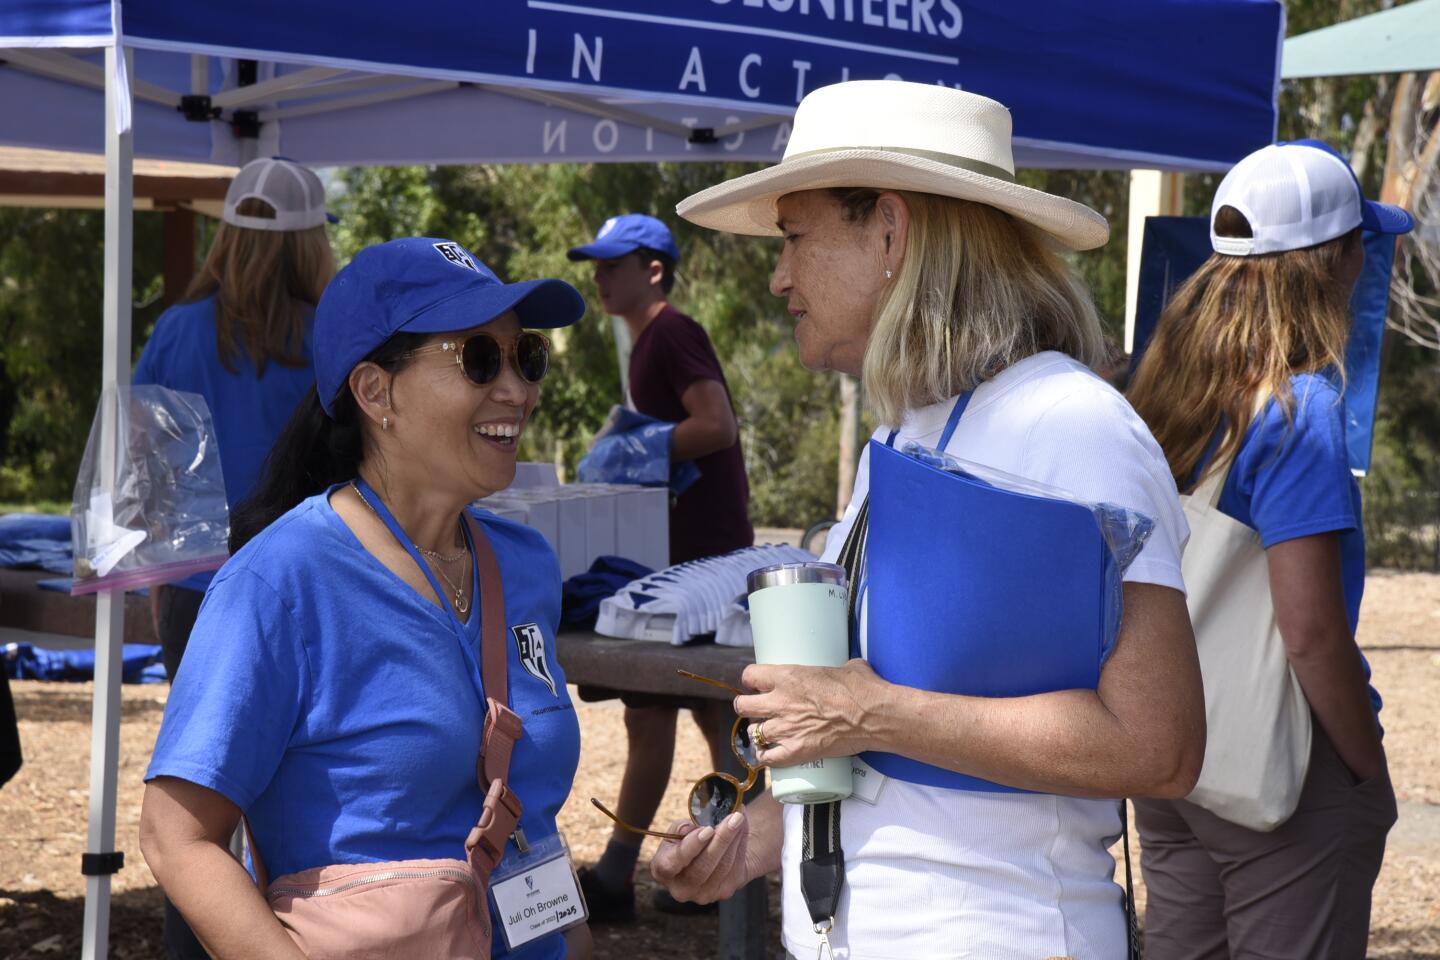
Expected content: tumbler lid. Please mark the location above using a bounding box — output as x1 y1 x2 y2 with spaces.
746 561 847 594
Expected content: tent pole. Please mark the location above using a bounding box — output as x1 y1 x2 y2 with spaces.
1123 170 1185 354
81 42 134 960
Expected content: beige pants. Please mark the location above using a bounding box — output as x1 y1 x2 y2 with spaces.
1135 727 1396 960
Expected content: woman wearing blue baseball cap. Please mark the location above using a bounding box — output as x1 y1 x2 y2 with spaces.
139 238 592 959
1129 140 1410 956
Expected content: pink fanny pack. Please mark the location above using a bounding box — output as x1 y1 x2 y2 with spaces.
246 516 523 959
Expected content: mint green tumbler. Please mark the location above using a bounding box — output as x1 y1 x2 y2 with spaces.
746 562 854 804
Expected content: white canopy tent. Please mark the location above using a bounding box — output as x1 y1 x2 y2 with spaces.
1 2 1287 955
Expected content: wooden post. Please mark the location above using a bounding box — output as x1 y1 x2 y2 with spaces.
1124 170 1186 354
162 208 197 306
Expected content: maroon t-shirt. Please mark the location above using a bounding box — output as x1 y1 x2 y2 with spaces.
628 305 753 564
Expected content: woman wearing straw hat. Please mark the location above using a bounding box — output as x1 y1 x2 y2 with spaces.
649 80 1205 959
1128 141 1406 958
140 238 592 959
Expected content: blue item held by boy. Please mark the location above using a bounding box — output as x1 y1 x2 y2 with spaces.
0 513 74 574
577 406 701 494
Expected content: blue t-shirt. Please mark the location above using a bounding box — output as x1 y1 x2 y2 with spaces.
146 491 581 960
1198 373 1379 716
133 295 315 591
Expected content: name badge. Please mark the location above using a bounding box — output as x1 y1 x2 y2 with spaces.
850 756 888 805
489 833 586 950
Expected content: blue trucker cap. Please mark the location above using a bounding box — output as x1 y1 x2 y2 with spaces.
314 237 585 417
1288 139 1414 236
1211 139 1413 256
566 214 681 263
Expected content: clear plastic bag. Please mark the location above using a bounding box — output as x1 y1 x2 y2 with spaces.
901 442 1155 663
69 385 230 596
577 405 700 494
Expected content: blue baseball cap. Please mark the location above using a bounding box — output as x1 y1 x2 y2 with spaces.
314 237 585 417
566 214 681 263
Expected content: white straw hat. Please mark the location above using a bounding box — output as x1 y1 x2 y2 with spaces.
223 157 329 232
677 80 1109 251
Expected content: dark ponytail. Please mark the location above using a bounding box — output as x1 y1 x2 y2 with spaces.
230 332 428 552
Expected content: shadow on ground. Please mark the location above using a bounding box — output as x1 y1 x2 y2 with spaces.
0 886 164 960
10 689 165 724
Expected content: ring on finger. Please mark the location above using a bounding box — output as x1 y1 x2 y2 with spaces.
753 721 772 750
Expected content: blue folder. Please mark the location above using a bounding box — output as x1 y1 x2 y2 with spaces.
862 440 1110 793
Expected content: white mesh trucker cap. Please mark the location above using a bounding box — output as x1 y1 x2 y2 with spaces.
222 157 329 232
1210 139 1413 257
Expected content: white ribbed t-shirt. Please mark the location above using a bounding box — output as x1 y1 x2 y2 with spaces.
780 352 1188 960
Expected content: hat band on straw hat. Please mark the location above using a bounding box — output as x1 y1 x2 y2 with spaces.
785 146 1016 184
675 81 1110 250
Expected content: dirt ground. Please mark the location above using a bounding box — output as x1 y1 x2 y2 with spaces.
2 572 1437 959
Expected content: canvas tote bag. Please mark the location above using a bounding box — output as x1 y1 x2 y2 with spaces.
1181 458 1312 831
246 515 525 958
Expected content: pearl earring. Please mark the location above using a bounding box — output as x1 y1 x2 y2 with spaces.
884 268 893 279
382 416 390 431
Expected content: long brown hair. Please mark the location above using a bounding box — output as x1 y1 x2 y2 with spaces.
184 197 335 375
1127 206 1358 491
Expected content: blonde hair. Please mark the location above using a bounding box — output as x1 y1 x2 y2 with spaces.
839 189 1106 426
1127 206 1357 491
184 197 335 375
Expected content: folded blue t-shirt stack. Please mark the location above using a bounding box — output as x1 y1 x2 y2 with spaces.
561 555 653 630
0 513 73 575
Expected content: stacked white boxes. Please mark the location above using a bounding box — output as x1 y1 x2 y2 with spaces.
475 467 669 579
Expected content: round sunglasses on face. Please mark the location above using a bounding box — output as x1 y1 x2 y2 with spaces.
591 670 761 841
400 330 551 385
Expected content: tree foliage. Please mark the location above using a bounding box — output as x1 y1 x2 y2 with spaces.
0 208 164 502
1 0 1438 561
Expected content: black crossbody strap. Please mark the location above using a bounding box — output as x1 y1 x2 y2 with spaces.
799 498 868 941
1122 800 1141 960
800 800 844 933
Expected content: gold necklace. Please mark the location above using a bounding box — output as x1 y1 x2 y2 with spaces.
351 482 471 615
427 553 471 616
415 542 466 564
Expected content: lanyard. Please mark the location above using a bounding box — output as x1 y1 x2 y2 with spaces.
884 390 972 451
861 391 972 648
839 389 1143 960
352 477 487 706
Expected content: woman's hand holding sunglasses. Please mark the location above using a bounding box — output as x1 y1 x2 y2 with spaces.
648 809 753 906
591 670 761 842
589 670 792 906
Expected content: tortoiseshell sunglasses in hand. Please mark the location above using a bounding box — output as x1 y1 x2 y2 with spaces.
590 670 759 841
